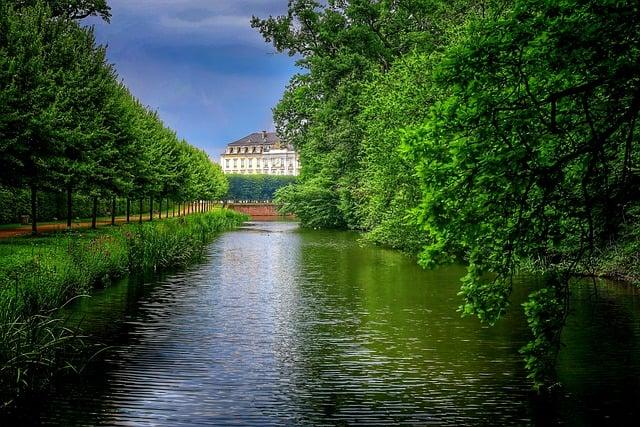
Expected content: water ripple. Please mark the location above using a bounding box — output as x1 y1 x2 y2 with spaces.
27 221 640 426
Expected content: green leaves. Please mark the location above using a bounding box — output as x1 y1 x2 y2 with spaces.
226 174 296 201
0 1 229 228
520 274 568 391
261 0 640 390
255 0 480 232
403 0 640 389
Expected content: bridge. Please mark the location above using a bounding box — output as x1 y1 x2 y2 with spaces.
226 202 284 217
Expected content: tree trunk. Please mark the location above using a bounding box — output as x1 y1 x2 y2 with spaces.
31 185 37 235
126 198 131 223
66 186 72 230
172 202 175 217
111 197 116 226
167 199 170 218
149 196 153 221
139 199 143 224
91 196 98 229
159 198 163 220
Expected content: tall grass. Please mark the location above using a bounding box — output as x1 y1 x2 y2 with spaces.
0 209 246 407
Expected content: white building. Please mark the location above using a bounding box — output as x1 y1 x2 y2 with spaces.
220 131 300 176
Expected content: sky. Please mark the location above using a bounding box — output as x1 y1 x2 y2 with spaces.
85 0 298 160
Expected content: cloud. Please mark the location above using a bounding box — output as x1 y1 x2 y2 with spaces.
86 0 298 157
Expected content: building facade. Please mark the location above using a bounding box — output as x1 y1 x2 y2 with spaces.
220 131 300 175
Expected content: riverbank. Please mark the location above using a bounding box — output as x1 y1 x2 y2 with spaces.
590 237 640 285
0 209 247 408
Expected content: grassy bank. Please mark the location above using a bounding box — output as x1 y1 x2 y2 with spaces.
0 209 247 408
590 239 640 285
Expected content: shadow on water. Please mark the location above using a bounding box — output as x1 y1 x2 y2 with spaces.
4 221 640 425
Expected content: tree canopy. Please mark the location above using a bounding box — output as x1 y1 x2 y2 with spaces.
256 0 640 389
226 174 296 202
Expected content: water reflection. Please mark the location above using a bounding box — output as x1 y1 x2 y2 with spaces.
9 221 640 425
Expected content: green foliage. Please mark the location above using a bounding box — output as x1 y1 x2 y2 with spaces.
401 0 640 389
589 206 640 283
226 174 296 201
0 0 228 229
253 0 484 232
357 52 439 252
253 0 452 229
260 0 640 390
274 178 345 228
520 281 566 392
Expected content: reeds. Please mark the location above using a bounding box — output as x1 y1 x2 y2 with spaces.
0 309 83 409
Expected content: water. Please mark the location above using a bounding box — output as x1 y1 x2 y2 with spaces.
13 221 640 424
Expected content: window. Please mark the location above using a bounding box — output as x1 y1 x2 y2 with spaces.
225 159 230 168
241 159 245 168
248 158 253 168
233 159 238 168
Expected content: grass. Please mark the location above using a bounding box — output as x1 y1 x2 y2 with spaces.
0 208 247 408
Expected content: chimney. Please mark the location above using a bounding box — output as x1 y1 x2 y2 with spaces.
262 130 267 140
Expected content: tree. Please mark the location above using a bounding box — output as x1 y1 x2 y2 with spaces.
402 0 640 389
226 174 296 201
0 0 228 231
0 2 84 232
53 25 120 229
253 0 490 229
356 51 437 252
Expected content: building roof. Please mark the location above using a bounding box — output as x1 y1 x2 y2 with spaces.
228 131 279 146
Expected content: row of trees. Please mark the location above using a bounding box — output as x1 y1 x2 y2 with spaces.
0 0 228 233
226 174 296 201
254 0 640 389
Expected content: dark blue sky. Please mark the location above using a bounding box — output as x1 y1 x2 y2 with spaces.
86 1 298 159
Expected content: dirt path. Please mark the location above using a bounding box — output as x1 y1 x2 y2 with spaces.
0 212 200 239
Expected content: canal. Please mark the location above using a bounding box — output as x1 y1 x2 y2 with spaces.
17 221 640 424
